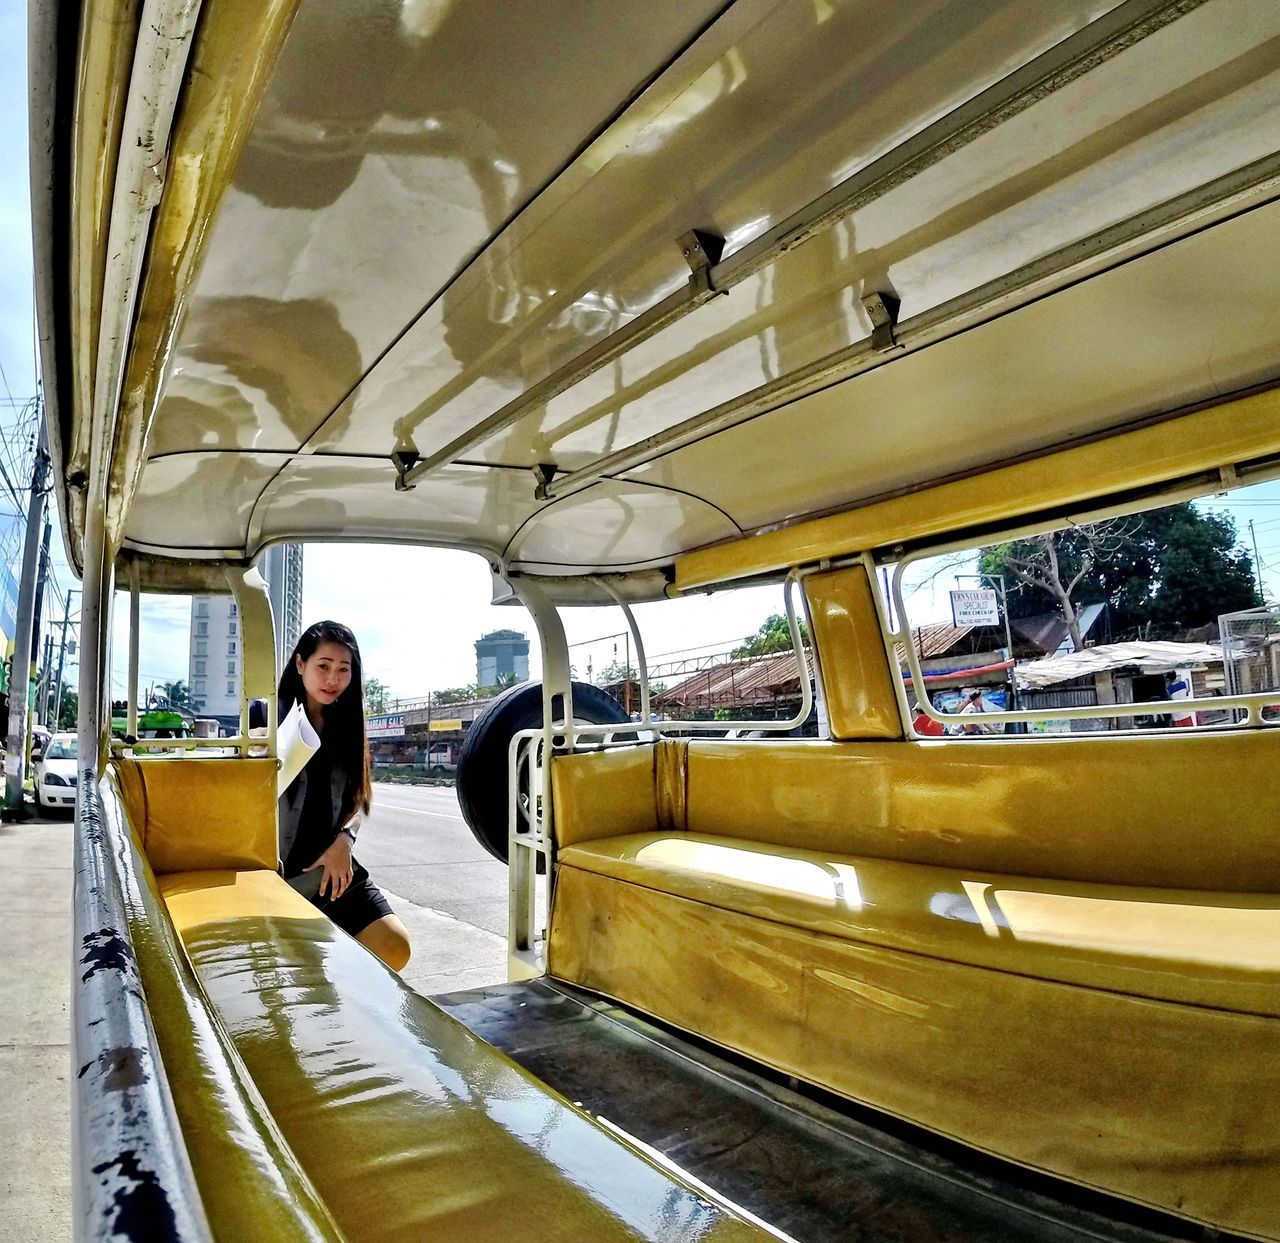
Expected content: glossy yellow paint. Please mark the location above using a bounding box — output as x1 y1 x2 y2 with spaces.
162 869 773 1242
107 0 301 552
99 773 347 1242
558 832 1280 1016
676 386 1280 590
113 757 278 874
802 565 902 740
549 865 1280 1240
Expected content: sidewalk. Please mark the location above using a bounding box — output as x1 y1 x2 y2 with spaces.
0 811 73 1241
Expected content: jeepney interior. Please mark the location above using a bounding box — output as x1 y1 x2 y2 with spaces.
32 1 1280 1240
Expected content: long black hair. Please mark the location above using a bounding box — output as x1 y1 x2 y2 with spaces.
278 620 371 819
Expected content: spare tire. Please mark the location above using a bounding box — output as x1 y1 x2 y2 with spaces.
456 680 632 863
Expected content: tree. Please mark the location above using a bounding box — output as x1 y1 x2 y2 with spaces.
981 520 1135 651
732 614 809 659
596 660 665 697
1110 504 1261 636
160 679 190 709
981 504 1261 646
432 684 503 706
57 689 78 731
364 677 393 714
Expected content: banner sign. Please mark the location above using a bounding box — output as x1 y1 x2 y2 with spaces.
367 713 405 739
950 588 1000 627
428 718 462 732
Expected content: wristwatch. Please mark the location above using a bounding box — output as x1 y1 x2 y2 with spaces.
339 826 358 845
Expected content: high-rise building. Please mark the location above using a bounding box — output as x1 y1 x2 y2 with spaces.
260 543 305 670
475 629 529 687
188 544 303 722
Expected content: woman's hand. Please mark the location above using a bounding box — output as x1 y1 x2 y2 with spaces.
305 833 354 900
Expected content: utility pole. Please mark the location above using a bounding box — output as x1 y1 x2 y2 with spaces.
52 590 78 732
30 517 51 666
39 633 53 723
5 420 50 816
1249 520 1266 601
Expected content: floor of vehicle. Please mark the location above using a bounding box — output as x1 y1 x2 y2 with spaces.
433 979 1224 1243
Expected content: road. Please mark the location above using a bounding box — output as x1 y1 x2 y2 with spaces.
357 781 512 995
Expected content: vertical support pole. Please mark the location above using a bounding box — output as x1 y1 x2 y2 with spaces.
224 565 277 756
507 579 572 980
127 561 140 737
591 577 651 726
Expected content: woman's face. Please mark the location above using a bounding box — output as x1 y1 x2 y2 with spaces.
296 640 353 710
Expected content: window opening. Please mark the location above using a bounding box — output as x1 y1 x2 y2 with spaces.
886 482 1278 736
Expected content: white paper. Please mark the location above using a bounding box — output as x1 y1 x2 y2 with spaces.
277 700 320 796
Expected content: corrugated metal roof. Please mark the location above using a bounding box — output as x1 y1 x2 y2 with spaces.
1016 641 1222 689
655 650 813 709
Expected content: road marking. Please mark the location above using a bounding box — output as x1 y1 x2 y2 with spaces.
373 802 466 821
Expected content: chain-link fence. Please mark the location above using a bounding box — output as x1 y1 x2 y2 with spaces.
1220 607 1280 699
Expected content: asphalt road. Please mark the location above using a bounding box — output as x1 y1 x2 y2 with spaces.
357 781 513 994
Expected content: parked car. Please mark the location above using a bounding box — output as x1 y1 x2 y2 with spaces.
34 732 78 812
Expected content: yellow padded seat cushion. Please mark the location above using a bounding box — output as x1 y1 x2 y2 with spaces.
113 756 278 874
559 833 1280 1017
158 869 771 1243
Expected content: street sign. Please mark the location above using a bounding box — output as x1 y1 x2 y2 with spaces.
950 588 1000 627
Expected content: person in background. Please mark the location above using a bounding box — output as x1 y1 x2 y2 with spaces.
959 688 997 735
278 620 411 970
911 698 946 736
1167 669 1197 727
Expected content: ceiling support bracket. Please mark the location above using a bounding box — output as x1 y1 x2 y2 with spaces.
862 291 901 352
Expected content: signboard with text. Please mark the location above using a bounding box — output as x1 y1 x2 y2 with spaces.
367 713 405 739
950 588 1000 627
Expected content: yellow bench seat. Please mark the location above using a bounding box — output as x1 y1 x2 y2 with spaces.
159 869 771 1243
548 736 1280 1239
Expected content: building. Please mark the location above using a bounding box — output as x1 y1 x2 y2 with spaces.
189 544 303 724
475 629 529 688
260 543 305 670
188 594 241 720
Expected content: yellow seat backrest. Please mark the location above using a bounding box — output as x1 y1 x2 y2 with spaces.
553 731 1280 891
111 757 278 874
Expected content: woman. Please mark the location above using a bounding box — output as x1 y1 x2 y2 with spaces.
278 620 411 970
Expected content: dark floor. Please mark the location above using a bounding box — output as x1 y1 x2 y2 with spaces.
435 979 1222 1243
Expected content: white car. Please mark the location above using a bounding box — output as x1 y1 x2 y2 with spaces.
34 732 78 812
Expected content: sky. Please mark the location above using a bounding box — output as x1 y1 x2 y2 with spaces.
2 15 1278 706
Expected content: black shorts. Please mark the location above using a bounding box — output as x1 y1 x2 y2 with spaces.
310 860 394 938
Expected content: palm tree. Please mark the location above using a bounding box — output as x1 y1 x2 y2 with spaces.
160 679 191 709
